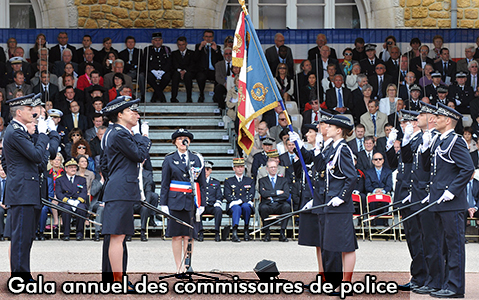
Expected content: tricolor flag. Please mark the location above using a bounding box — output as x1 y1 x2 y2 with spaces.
233 11 282 155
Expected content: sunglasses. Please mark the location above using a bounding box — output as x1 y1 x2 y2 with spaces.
278 67 287 70
72 133 81 137
344 53 353 56
78 146 86 149
373 158 383 161
279 118 287 121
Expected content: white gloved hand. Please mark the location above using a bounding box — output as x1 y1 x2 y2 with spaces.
131 123 140 135
386 128 398 150
214 201 222 208
421 195 429 204
46 117 56 132
197 206 205 215
229 199 242 209
67 199 76 206
141 121 149 137
37 117 48 134
437 190 454 204
402 194 412 204
301 199 313 210
402 123 414 145
161 205 169 215
327 197 344 207
288 131 304 148
421 130 432 152
315 132 323 150
248 200 254 207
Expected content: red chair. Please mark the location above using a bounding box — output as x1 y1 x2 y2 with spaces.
352 193 366 240
366 193 396 241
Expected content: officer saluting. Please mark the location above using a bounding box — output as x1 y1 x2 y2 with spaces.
143 32 172 103
224 158 255 242
420 102 474 298
101 96 151 285
3 94 54 282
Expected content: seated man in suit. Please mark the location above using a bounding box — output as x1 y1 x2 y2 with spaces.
213 48 233 109
388 98 404 137
103 59 133 91
311 45 341 83
33 70 59 103
307 33 337 62
171 36 196 103
55 158 88 241
434 47 456 85
301 99 321 133
61 100 89 134
269 111 301 143
466 173 479 229
55 84 85 116
6 71 32 100
409 45 434 81
279 138 297 169
265 33 294 78
376 123 393 153
49 31 76 64
360 99 388 139
347 123 366 156
356 136 376 172
195 161 223 242
368 63 393 100
359 44 384 77
75 35 98 65
85 113 105 142
78 49 103 76
325 74 353 115
225 158 255 242
258 159 291 242
53 48 79 78
194 30 223 102
31 58 58 87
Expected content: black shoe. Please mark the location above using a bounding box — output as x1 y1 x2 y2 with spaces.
53 227 59 238
170 98 179 103
76 235 84 241
197 232 204 242
413 286 440 294
244 226 250 241
140 232 148 242
231 227 240 242
430 289 464 298
215 232 220 242
262 230 271 242
125 235 132 242
39 233 45 241
198 95 205 102
279 230 288 242
397 282 411 291
150 97 157 103
186 98 193 103
93 233 100 242
62 236 70 241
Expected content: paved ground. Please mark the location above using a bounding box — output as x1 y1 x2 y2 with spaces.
0 238 478 298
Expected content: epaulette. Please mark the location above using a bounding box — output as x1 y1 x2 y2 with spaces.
191 151 204 168
115 127 122 131
225 177 229 181
12 123 21 130
211 177 219 182
165 151 175 157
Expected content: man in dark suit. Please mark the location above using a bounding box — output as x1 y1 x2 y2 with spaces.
301 99 320 131
409 45 434 81
75 35 98 65
30 59 58 87
311 45 341 83
61 100 89 133
388 98 404 136
49 32 76 64
84 84 108 116
448 72 474 114
170 36 196 103
279 139 296 168
384 46 401 82
33 70 59 103
118 36 142 77
212 48 233 109
6 57 32 85
307 33 337 62
142 32 172 103
434 48 456 85
3 95 53 281
466 175 479 224
398 72 421 102
325 74 353 114
194 30 223 102
258 159 291 242
251 137 275 180
356 136 375 172
265 33 294 78
368 63 393 99
78 49 103 76
53 48 79 78
103 60 133 91
359 44 384 77
348 124 366 156
55 158 89 241
55 83 85 116
6 71 32 100
364 152 393 194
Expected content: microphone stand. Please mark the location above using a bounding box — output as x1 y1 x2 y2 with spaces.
159 140 219 282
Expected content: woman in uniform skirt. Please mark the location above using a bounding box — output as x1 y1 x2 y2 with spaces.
101 96 151 283
321 114 358 287
160 129 206 273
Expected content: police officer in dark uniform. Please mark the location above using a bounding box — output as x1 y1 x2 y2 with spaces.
385 109 427 291
101 96 151 284
160 128 206 273
251 136 275 180
447 71 474 114
420 103 474 298
142 32 172 103
3 94 54 282
424 71 446 104
195 160 223 242
225 158 255 242
55 158 88 241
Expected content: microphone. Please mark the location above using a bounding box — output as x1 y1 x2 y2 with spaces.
182 139 189 146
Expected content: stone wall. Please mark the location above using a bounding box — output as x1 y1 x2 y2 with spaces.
401 0 479 28
75 0 188 28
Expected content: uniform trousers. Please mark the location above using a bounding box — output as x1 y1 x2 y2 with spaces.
146 71 172 102
418 208 444 289
401 207 427 287
229 202 252 227
59 202 88 238
197 205 223 232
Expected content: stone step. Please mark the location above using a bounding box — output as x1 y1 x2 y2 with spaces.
151 156 235 169
144 116 227 128
150 143 235 155
149 129 229 141
140 103 220 114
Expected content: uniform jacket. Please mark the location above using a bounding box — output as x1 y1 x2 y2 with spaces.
55 174 88 205
141 45 172 73
160 150 206 211
103 124 151 202
205 177 223 206
224 176 254 207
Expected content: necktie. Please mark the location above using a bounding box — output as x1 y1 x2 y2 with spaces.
208 46 214 70
370 60 374 65
61 46 65 52
181 154 186 165
372 114 377 136
73 114 78 128
181 51 185 58
70 177 73 184
290 154 294 164
129 49 133 62
444 62 447 75
394 60 397 67
270 177 275 188
474 75 477 90
368 153 372 167
314 111 319 121
226 62 231 76
337 89 343 108
377 169 381 181
358 139 364 152
378 76 383 98
238 176 242 183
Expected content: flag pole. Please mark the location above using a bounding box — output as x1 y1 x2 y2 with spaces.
239 1 314 195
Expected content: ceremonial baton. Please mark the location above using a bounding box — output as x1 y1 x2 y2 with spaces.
250 213 292 235
140 200 194 229
362 200 420 223
378 200 438 235
353 201 397 220
41 199 102 226
264 203 329 221
48 196 97 217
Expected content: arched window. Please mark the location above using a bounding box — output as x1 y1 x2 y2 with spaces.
0 0 37 28
223 0 361 29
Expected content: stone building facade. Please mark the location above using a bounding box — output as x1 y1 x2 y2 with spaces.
21 0 479 29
